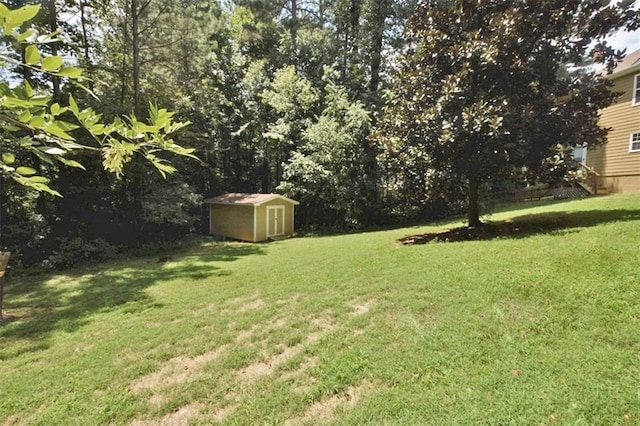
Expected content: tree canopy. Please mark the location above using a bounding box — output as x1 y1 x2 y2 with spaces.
375 0 639 227
0 3 195 197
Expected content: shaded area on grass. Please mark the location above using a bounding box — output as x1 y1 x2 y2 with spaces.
397 208 640 245
0 242 264 359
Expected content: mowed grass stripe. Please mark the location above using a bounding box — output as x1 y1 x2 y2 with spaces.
1 194 639 424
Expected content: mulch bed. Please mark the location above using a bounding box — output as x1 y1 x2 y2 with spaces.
396 222 536 245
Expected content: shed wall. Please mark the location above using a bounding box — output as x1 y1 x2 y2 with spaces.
209 204 256 242
588 72 640 192
255 199 296 241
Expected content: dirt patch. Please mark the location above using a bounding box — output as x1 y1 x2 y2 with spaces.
284 380 373 425
130 402 203 426
348 300 375 317
129 346 226 392
234 324 259 343
212 404 237 422
236 345 301 381
235 314 337 383
2 414 21 426
238 298 267 312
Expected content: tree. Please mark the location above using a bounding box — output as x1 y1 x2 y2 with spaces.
278 73 375 226
375 0 639 227
0 4 195 316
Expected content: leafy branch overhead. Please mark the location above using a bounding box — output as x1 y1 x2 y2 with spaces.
0 3 195 196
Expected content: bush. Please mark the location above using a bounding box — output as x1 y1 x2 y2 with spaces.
47 237 118 270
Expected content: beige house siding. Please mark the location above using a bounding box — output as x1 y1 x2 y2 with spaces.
209 204 255 242
588 72 640 192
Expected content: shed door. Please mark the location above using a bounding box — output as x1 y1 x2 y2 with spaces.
267 206 285 238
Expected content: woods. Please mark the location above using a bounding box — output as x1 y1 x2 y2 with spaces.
1 0 639 269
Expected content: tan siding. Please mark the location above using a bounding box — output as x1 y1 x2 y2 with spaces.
209 204 255 242
601 175 640 193
588 72 640 192
255 205 266 242
255 199 296 241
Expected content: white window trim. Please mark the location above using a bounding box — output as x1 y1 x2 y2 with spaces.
629 132 640 152
634 74 640 106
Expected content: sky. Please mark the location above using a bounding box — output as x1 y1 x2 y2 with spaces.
608 0 640 52
607 29 640 52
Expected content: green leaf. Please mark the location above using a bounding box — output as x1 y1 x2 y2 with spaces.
2 153 15 164
24 80 33 98
68 94 79 115
29 115 46 129
15 175 61 197
16 29 36 42
57 157 86 170
55 120 78 131
16 166 37 176
50 103 61 115
90 124 106 135
29 147 55 165
26 176 49 184
41 55 64 71
43 122 74 140
25 45 41 65
0 4 9 18
19 110 32 123
152 160 177 178
40 147 66 155
56 67 82 78
7 5 41 25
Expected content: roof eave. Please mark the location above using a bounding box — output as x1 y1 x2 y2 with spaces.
607 63 640 80
254 196 300 206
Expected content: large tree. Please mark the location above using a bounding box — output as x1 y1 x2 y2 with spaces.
375 0 639 227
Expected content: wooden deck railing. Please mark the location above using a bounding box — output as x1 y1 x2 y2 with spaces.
573 162 602 195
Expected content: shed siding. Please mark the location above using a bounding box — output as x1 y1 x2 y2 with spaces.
209 204 255 242
254 198 296 241
588 72 640 192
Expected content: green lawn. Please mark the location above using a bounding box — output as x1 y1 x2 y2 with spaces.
2 194 640 425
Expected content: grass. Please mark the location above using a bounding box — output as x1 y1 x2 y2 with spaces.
1 194 640 425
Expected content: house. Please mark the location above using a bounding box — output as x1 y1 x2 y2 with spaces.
586 48 640 193
204 193 299 242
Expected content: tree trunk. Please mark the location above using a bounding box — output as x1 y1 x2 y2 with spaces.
120 1 130 106
467 173 481 228
290 0 297 61
368 1 384 93
131 0 142 116
79 0 94 89
44 0 61 100
0 252 11 320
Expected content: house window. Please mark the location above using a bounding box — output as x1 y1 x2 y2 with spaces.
634 75 640 106
630 133 640 152
572 145 587 163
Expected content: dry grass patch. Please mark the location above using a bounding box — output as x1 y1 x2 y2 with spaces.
130 402 203 426
237 298 267 312
235 312 338 383
284 380 374 425
348 299 375 317
129 346 227 393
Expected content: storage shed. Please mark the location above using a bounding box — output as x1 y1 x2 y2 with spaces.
205 193 299 242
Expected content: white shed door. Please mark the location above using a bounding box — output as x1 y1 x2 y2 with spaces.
267 206 285 238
